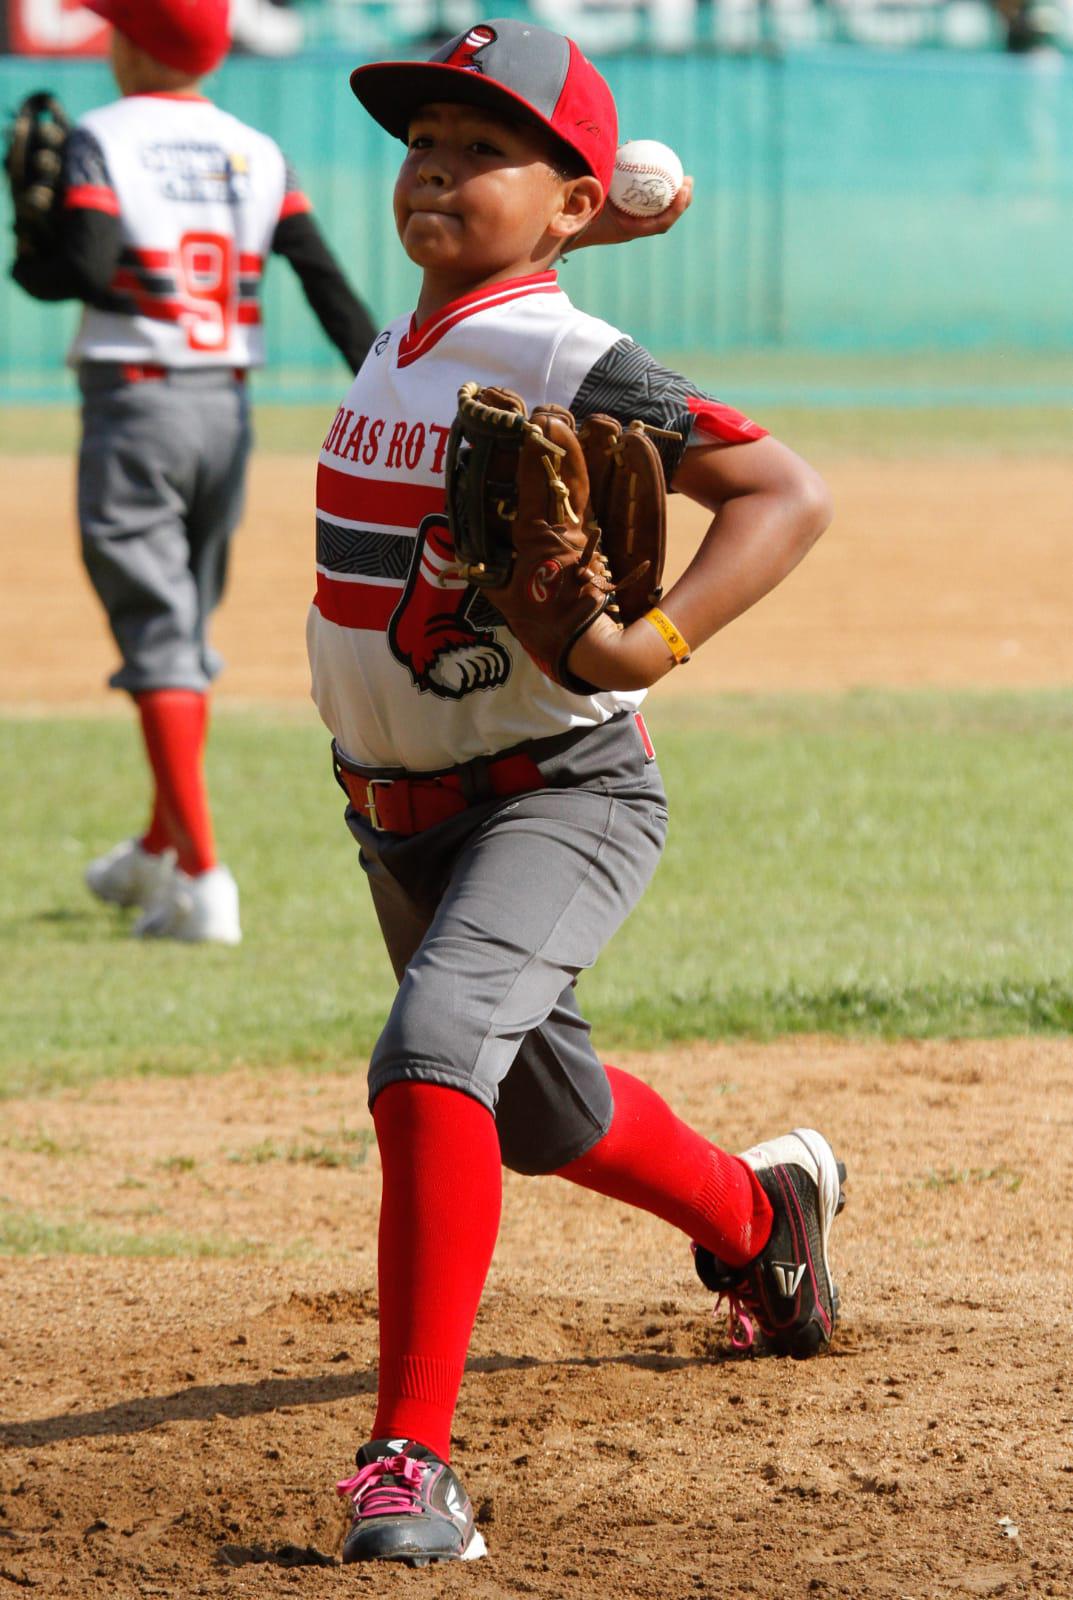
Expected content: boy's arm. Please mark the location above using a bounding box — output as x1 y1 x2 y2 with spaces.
567 435 832 690
11 126 124 306
271 203 378 374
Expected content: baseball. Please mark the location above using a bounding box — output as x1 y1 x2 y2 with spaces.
608 139 684 218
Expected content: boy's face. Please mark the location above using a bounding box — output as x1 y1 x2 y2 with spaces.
394 102 598 295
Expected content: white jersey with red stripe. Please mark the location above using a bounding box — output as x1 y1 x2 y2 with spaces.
65 93 308 369
307 272 767 772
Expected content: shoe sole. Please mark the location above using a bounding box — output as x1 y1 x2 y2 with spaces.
345 1530 487 1567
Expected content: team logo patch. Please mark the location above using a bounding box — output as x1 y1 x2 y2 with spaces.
527 560 561 604
388 515 511 700
446 25 496 72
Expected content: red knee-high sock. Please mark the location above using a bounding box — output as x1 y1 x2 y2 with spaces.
371 1083 502 1462
140 792 172 857
135 689 216 876
555 1065 773 1268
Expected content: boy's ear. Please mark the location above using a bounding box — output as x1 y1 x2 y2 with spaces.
551 174 604 242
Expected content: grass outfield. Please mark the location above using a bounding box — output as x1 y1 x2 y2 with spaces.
2 689 1071 1099
2 399 1072 460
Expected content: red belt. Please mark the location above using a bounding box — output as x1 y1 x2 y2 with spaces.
120 363 247 384
339 751 546 834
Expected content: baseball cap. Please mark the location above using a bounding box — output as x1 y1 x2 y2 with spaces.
351 18 618 195
83 0 231 77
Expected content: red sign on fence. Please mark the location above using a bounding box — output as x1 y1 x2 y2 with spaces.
5 0 110 56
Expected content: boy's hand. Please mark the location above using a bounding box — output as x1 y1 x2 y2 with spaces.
566 610 682 691
564 175 693 252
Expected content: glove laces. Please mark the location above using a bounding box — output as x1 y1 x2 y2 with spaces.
336 1454 425 1518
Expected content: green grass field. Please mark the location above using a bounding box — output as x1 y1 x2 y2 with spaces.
3 390 1072 461
3 689 1071 1101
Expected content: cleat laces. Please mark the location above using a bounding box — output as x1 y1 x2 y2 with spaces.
337 1454 426 1518
714 1289 757 1351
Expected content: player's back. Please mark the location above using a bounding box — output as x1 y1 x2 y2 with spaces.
68 94 293 368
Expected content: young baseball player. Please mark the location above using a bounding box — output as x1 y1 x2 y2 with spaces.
311 18 841 1565
9 0 377 943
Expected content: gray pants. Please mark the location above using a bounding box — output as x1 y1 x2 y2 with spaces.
349 713 668 1174
77 364 252 695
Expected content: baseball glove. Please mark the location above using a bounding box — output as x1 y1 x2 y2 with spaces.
445 382 671 693
4 91 71 259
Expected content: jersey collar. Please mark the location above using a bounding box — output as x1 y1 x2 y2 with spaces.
397 271 561 368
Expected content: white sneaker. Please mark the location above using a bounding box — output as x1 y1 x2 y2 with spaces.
85 839 176 909
133 864 242 945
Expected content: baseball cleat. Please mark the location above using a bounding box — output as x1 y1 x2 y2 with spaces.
693 1128 845 1359
132 863 241 945
84 838 176 909
337 1439 487 1566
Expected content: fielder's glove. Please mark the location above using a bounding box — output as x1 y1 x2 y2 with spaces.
445 381 672 693
4 90 71 260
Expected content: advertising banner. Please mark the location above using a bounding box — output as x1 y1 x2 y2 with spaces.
4 0 109 56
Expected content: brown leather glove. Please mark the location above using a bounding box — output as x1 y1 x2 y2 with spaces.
445 382 670 693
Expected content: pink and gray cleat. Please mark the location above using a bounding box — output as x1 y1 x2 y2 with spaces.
336 1439 487 1566
693 1128 846 1359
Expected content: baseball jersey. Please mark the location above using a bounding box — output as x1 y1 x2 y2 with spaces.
307 270 767 771
64 93 309 368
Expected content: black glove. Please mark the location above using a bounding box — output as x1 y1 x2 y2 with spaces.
4 91 71 261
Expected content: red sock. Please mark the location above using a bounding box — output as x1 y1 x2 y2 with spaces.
135 690 216 876
555 1065 773 1268
140 794 171 857
371 1083 501 1462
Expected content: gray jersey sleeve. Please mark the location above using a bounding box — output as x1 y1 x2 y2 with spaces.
569 336 768 483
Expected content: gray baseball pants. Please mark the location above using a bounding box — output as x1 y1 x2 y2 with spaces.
346 712 668 1174
77 363 252 695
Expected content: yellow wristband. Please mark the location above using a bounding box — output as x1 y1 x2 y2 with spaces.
642 607 691 664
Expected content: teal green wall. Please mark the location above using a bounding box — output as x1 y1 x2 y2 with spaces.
1 48 1070 403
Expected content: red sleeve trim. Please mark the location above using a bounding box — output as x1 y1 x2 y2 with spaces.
687 396 768 444
64 183 120 216
279 190 313 220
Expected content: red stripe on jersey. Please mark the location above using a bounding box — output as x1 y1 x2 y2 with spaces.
686 396 768 444
236 304 262 325
239 252 263 272
397 272 560 367
110 272 186 322
65 183 119 215
317 462 444 528
129 247 172 268
280 190 312 220
314 574 403 630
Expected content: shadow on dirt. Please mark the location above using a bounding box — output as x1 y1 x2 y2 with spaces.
0 1348 725 1449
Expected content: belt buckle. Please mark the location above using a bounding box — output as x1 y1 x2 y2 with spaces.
364 777 393 831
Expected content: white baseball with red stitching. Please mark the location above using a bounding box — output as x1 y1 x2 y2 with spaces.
608 139 684 218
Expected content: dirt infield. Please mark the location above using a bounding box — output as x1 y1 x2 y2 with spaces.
3 453 1073 1596
5 454 1073 707
3 1041 1071 1598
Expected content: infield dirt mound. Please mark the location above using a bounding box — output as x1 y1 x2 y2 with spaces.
2 1037 1071 1598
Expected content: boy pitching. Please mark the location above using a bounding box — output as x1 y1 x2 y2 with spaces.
9 0 377 942
311 17 841 1565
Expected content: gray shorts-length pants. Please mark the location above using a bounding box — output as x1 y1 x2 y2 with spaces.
78 363 252 695
349 713 668 1175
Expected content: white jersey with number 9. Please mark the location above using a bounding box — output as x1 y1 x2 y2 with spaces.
66 93 304 369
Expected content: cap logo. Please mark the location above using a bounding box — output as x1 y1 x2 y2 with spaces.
445 24 496 73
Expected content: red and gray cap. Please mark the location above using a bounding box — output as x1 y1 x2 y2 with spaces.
351 18 618 195
83 0 231 77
